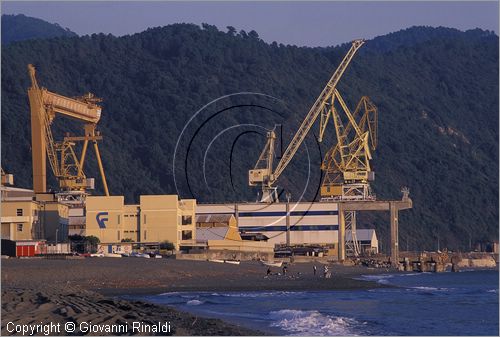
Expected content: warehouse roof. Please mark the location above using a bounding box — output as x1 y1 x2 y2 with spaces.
345 229 377 242
196 214 234 223
196 227 229 242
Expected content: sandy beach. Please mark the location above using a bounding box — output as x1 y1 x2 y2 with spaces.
1 257 390 335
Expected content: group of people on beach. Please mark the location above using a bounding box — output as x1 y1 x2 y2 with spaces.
266 264 332 278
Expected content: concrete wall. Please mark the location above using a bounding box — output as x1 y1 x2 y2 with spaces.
207 240 274 252
457 257 497 268
177 249 274 261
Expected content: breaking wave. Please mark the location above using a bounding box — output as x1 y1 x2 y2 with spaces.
409 286 453 292
356 274 395 285
269 309 362 336
219 291 303 298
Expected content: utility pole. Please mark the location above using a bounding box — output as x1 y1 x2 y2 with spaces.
55 228 59 254
286 191 291 247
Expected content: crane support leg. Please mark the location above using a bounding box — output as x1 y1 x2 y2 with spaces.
338 203 345 261
93 141 109 196
28 92 47 193
390 202 399 268
78 140 89 177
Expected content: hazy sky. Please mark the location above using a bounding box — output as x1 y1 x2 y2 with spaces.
2 1 498 47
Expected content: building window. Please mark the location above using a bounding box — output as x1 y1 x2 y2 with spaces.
144 230 147 241
181 230 192 240
16 209 23 216
182 215 192 226
117 231 120 241
17 224 23 232
118 215 121 224
144 215 147 224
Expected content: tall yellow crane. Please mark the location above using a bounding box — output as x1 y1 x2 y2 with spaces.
27 64 109 201
320 95 378 200
319 94 378 256
249 39 365 202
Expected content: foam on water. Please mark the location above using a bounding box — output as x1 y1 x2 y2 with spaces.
158 291 183 296
269 309 361 336
219 291 303 298
356 274 395 285
410 286 454 292
186 299 203 306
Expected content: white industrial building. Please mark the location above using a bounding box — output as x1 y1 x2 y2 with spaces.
197 202 339 246
197 202 379 254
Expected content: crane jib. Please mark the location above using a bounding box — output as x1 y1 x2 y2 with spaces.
272 39 365 181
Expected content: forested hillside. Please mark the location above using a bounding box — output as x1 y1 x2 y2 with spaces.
1 23 498 251
1 14 77 44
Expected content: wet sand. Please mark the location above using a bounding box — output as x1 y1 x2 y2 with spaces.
1 257 390 335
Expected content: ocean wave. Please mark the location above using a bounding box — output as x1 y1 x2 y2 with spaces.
158 291 183 296
409 286 454 292
269 309 361 336
186 299 203 306
486 289 498 293
356 274 395 285
219 291 303 298
398 272 424 277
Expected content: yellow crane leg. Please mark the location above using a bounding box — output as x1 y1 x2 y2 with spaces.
93 141 109 196
78 140 89 177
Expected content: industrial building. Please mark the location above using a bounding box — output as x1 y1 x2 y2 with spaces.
85 195 197 251
197 202 339 247
346 229 378 255
1 185 69 243
196 202 379 256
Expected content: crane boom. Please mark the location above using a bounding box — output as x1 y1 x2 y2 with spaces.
272 39 365 181
249 40 365 202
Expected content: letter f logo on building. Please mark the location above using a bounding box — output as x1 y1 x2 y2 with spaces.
96 212 109 229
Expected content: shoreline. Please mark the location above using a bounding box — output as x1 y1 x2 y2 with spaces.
0 257 451 336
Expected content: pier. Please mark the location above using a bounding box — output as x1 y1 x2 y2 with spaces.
338 197 413 267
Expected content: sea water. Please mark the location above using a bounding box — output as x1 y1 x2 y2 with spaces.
130 270 498 335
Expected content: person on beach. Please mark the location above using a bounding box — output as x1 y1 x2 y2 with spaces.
283 265 287 276
313 265 317 276
323 265 329 278
267 267 271 276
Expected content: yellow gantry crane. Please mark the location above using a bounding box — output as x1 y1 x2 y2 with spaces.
320 94 378 257
320 94 378 200
249 39 366 202
27 64 109 201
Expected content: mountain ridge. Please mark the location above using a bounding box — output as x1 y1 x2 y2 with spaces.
1 14 78 45
1 22 498 251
